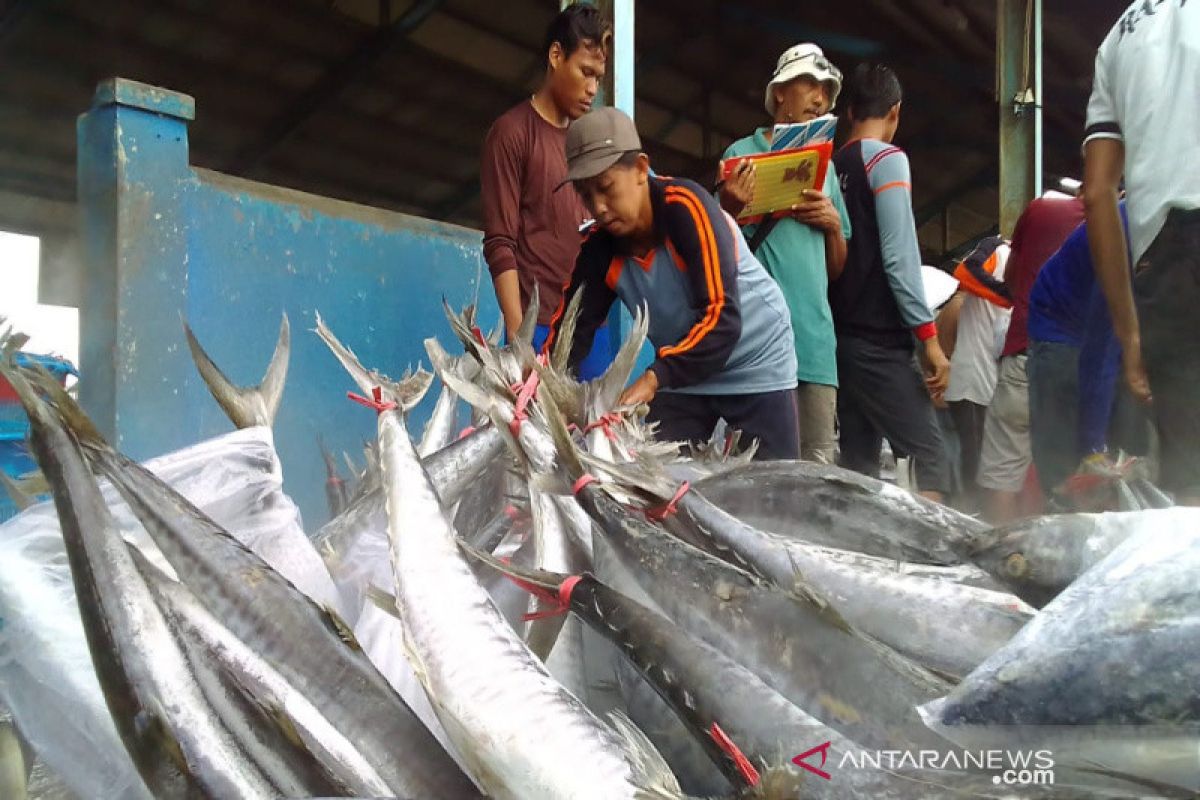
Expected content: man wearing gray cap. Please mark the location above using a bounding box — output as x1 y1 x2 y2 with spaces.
719 43 850 464
543 107 801 459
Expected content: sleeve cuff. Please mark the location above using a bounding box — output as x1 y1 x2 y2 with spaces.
648 360 673 390
913 322 938 342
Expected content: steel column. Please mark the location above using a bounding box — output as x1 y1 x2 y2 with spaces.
996 0 1041 236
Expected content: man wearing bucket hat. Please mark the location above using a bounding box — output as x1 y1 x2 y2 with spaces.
719 43 850 464
543 107 801 459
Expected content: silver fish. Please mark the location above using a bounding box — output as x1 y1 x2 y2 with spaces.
534 389 954 753
41 374 479 799
693 460 985 565
134 550 393 796
0 358 280 797
923 510 1200 795
315 318 682 799
962 509 1200 608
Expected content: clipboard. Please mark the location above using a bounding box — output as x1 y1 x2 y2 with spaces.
719 141 833 224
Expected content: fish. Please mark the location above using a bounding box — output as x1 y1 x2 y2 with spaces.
184 313 290 429
471 549 1048 800
692 460 986 565
132 547 393 796
531 387 955 753
320 316 682 799
35 371 480 798
962 508 1200 608
922 509 1200 795
0 354 281 796
614 473 1033 679
318 434 351 520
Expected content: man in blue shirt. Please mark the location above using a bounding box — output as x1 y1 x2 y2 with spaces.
1027 203 1148 496
546 108 800 459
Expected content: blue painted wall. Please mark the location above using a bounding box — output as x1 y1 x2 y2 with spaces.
77 79 496 527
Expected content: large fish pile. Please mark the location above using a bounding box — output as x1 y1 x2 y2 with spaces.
0 302 1196 800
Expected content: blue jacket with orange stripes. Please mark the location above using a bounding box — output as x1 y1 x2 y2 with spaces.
546 175 797 395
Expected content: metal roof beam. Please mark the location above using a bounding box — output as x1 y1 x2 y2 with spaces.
225 0 448 175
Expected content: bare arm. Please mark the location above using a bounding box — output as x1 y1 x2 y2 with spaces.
822 224 847 281
1083 138 1149 402
492 270 525 340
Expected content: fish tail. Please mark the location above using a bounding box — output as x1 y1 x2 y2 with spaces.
548 286 583 373
0 470 35 511
537 388 586 482
315 312 431 411
589 304 648 410
184 312 290 428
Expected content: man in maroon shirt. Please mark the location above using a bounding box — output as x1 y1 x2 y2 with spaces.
480 4 613 379
978 191 1085 522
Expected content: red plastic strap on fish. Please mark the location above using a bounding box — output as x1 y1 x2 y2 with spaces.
558 575 583 606
572 474 598 495
471 326 487 346
583 412 622 442
645 481 690 522
457 425 477 441
709 723 761 787
347 386 397 415
508 369 542 437
503 504 521 521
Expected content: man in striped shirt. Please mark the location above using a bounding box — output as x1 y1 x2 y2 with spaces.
830 64 951 500
546 108 800 459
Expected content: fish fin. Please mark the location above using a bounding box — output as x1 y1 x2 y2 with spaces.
442 297 491 358
549 284 584 373
0 318 30 357
314 312 432 411
532 388 586 481
459 540 568 592
183 313 289 428
607 710 682 798
316 433 340 479
588 304 649 411
514 284 539 349
322 605 364 652
20 364 108 448
425 337 495 413
364 584 401 621
0 470 35 510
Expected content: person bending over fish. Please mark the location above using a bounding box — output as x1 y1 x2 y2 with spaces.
545 107 801 459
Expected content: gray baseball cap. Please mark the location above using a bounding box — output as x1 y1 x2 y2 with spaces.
563 107 643 185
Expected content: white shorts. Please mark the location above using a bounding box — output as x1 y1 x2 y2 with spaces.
977 354 1031 492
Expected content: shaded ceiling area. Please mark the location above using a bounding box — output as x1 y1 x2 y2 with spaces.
0 0 1127 263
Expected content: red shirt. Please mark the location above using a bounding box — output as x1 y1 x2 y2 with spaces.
1001 196 1086 357
480 101 590 325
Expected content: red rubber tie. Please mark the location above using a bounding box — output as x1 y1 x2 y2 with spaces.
347 386 397 415
457 425 477 441
709 723 761 787
471 326 487 346
572 474 598 495
508 369 541 437
583 412 622 442
646 481 690 522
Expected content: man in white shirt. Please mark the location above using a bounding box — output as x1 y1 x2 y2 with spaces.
1083 0 1200 503
944 237 1012 509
